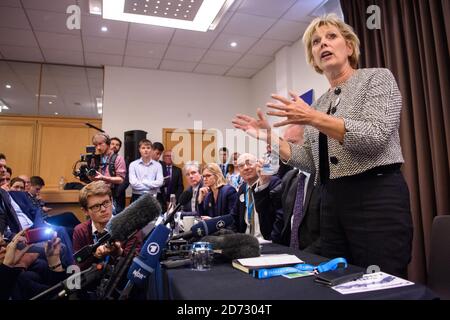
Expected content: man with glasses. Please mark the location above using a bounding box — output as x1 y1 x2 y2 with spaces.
230 153 281 241
73 181 142 271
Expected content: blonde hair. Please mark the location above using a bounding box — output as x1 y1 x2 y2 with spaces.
302 13 360 74
203 163 226 188
79 181 112 210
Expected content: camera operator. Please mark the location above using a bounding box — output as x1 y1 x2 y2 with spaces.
90 133 126 213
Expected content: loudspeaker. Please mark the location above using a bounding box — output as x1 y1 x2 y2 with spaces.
124 130 147 166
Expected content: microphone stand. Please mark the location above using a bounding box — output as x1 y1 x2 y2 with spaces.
30 262 108 300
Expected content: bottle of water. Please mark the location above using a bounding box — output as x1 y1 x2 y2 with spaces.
58 176 65 190
261 152 280 175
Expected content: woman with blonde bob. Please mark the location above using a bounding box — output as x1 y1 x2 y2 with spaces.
233 14 413 278
198 163 237 218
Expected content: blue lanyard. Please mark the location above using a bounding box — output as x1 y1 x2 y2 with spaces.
253 257 348 279
245 185 254 222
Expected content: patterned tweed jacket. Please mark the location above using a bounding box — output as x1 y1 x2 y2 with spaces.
286 68 404 184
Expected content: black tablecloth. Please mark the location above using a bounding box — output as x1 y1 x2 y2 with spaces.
162 243 437 300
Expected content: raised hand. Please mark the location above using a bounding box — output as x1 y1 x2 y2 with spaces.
266 91 317 127
232 108 272 141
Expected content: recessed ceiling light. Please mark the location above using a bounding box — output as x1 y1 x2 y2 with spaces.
89 0 102 15
5 84 11 89
54 112 59 115
48 101 53 105
230 42 237 47
103 0 235 32
101 26 108 32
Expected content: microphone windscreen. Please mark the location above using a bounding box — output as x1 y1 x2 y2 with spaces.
202 233 260 261
109 193 161 241
127 224 170 287
192 214 235 238
178 190 192 206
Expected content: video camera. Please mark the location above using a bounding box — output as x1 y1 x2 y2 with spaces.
73 145 101 184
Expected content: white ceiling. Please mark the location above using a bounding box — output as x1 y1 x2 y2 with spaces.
0 0 329 78
0 0 341 118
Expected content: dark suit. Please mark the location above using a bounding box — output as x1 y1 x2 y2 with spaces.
265 169 321 254
198 184 237 217
219 163 231 177
160 163 184 202
182 181 203 212
0 189 21 235
232 176 282 240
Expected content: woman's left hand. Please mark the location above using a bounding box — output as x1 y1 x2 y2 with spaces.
267 91 318 127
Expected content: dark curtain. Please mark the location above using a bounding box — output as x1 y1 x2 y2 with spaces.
340 0 450 284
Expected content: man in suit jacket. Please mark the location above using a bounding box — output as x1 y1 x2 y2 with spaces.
160 150 184 204
231 153 282 240
265 169 321 254
181 161 203 213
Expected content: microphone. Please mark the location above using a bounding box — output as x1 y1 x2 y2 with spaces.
202 233 261 261
178 189 192 211
126 224 171 288
171 214 235 240
73 193 161 263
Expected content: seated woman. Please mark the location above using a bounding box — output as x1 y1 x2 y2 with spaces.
198 163 237 218
225 152 243 191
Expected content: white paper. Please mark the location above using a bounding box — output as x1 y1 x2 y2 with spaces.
237 254 303 268
332 272 414 295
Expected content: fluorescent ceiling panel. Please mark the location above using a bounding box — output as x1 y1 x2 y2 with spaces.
103 0 232 32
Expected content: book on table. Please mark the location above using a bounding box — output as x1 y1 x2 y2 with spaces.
232 254 304 274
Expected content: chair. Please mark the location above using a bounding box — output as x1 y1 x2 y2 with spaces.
428 215 450 299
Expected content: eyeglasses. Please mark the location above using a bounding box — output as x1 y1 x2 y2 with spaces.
237 160 257 169
88 199 112 212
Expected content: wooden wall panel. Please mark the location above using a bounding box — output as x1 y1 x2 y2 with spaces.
0 116 101 189
0 118 36 176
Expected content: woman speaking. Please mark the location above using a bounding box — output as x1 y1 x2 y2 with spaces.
233 14 413 278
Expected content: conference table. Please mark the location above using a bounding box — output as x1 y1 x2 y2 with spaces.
161 243 437 300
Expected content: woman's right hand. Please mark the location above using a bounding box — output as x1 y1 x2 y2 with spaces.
1 230 31 267
198 187 210 204
232 108 272 142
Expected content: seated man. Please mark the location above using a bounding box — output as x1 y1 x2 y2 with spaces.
255 125 321 254
27 176 80 238
231 153 281 241
9 177 25 191
181 161 203 213
73 181 142 271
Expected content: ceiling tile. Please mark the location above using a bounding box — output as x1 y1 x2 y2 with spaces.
263 20 308 42
123 56 161 69
201 50 242 66
35 31 83 51
222 13 276 38
0 0 21 7
159 60 196 73
171 29 218 49
22 0 76 13
236 54 273 69
164 46 207 63
237 0 297 19
125 41 167 59
83 36 126 55
0 45 44 62
282 0 324 22
226 66 259 78
41 48 84 65
81 15 129 39
0 28 38 47
194 64 229 76
0 6 31 29
248 38 292 56
211 33 259 53
128 23 174 44
27 10 80 35
85 52 123 67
